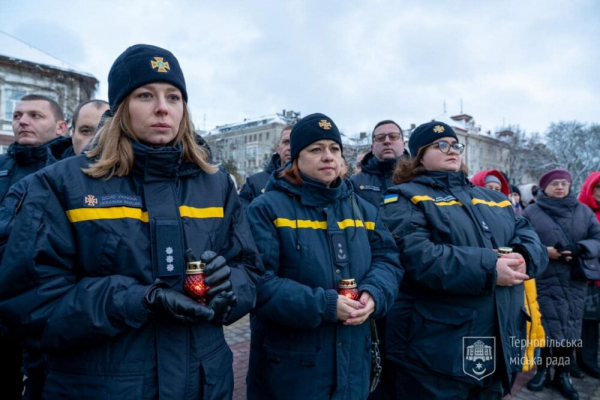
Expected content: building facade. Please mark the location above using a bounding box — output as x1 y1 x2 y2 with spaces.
0 32 98 152
202 110 300 179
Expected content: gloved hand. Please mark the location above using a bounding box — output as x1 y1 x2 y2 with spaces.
145 283 214 323
200 251 232 300
557 243 583 260
207 291 237 323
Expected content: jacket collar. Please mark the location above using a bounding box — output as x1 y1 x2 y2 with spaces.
360 150 407 177
264 153 282 174
266 166 351 207
412 170 471 189
536 190 579 216
8 137 66 165
131 140 185 182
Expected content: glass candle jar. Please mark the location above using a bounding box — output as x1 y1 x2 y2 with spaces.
338 278 359 300
498 247 513 258
184 261 210 305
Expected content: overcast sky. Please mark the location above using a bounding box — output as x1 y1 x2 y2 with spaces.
1 0 598 137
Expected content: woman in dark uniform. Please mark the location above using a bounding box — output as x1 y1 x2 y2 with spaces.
0 44 263 399
381 121 548 399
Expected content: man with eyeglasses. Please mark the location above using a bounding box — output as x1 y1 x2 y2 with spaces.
239 125 293 207
351 120 409 208
350 119 408 400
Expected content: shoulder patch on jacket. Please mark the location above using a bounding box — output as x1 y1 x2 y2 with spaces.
83 194 143 208
384 194 399 204
360 185 381 192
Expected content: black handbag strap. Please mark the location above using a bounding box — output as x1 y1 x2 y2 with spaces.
536 206 571 246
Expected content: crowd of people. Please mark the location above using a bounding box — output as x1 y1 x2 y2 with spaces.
0 44 598 400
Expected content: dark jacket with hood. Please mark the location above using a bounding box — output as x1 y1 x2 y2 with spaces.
350 150 409 207
245 171 402 400
239 153 281 208
523 191 600 342
0 141 263 399
0 137 73 203
381 171 548 390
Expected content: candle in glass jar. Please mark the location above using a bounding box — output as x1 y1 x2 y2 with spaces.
498 247 513 258
338 278 359 300
184 261 210 305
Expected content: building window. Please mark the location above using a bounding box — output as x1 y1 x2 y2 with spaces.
259 133 262 141
266 132 270 140
4 89 27 120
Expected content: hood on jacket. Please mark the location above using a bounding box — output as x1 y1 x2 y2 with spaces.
471 169 510 197
264 153 282 175
579 171 600 216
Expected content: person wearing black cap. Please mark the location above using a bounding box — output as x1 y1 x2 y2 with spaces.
380 121 548 399
245 113 403 399
0 44 263 399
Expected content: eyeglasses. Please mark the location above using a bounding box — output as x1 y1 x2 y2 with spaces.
373 133 403 143
548 180 571 187
430 140 465 154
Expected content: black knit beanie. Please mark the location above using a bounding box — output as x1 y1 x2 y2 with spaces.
108 44 188 115
290 113 343 160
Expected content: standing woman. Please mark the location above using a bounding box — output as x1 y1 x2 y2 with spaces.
381 121 548 399
0 45 263 399
246 114 402 399
523 170 600 399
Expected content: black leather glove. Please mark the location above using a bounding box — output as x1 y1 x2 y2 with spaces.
557 243 583 260
201 251 232 300
145 283 214 323
207 291 237 323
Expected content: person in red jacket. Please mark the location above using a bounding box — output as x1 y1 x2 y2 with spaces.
471 169 510 197
577 171 600 379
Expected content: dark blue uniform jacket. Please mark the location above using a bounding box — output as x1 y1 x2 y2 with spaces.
380 171 548 389
246 171 403 399
0 137 73 203
0 141 263 399
350 150 408 207
238 153 281 208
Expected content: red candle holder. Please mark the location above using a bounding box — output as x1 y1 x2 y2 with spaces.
338 278 359 300
184 261 210 305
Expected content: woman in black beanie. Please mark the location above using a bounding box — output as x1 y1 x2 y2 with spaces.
0 44 263 399
245 113 402 399
381 121 548 399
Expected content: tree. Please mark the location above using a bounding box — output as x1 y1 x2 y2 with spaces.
544 122 600 190
496 126 553 185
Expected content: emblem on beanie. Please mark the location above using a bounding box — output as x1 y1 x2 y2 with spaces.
318 120 332 130
151 57 171 73
433 125 445 133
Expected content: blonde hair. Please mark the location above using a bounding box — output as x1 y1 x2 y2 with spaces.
83 97 216 179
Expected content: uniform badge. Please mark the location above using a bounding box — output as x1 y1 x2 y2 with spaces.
383 194 399 204
463 337 496 380
151 57 170 73
84 195 98 206
359 185 365 190
318 119 332 130
433 125 445 133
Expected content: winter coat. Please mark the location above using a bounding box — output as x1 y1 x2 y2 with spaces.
471 169 510 197
380 171 548 388
0 141 263 399
523 191 600 342
350 150 408 207
245 172 403 400
579 172 600 224
0 137 73 203
238 153 281 208
470 170 545 371
578 171 600 289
